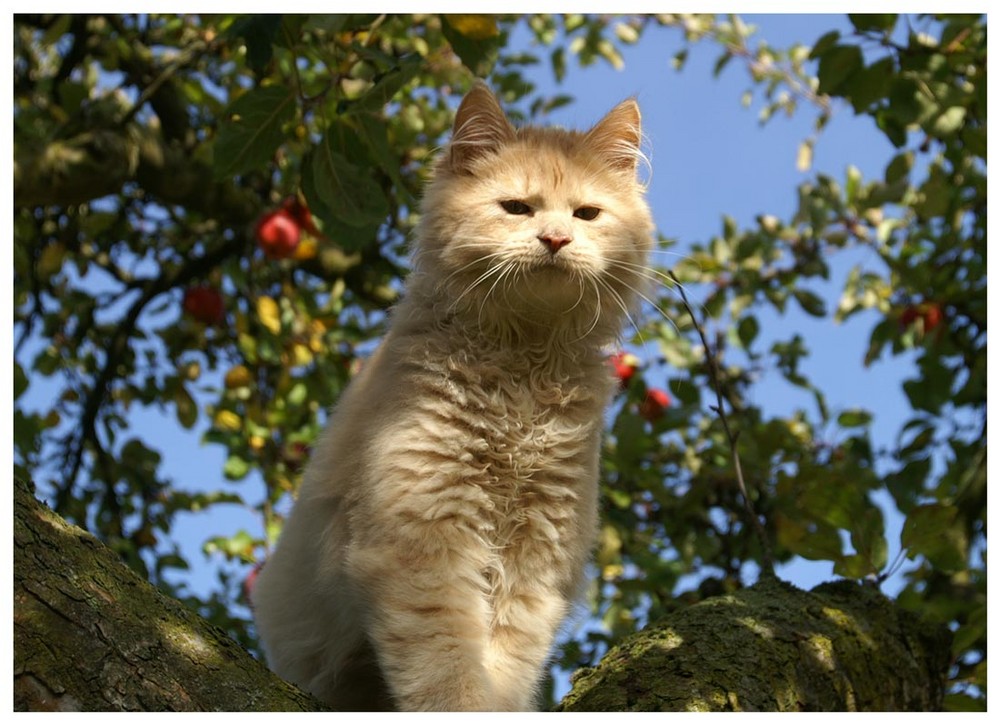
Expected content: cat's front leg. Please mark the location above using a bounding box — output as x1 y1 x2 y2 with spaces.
347 534 498 711
485 583 569 710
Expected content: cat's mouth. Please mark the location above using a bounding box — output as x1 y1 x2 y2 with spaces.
522 248 580 274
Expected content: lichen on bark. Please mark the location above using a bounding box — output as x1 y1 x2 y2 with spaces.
13 477 326 712
14 475 951 712
557 576 951 711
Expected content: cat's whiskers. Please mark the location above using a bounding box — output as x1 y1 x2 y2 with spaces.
452 257 515 315
478 258 521 328
607 258 712 324
592 273 642 344
603 263 682 338
574 274 606 342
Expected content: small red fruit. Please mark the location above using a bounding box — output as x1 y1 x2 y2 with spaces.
922 303 943 332
640 388 671 421
610 352 640 389
899 302 945 335
182 285 225 325
256 209 301 260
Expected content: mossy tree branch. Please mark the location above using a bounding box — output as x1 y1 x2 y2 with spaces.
14 475 950 711
14 477 327 712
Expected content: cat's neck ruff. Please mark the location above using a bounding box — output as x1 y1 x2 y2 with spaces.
398 273 626 356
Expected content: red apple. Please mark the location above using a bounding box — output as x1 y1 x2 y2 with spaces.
182 285 225 325
640 388 671 421
610 351 640 389
899 302 945 335
256 209 301 259
922 303 943 332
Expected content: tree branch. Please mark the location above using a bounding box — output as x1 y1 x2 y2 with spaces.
669 270 775 576
14 477 327 712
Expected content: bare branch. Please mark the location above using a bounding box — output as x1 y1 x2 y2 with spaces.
669 270 774 577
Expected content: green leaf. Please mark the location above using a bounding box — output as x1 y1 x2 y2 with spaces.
223 454 251 481
808 30 841 60
816 44 864 96
712 51 733 78
775 513 843 561
837 409 872 428
667 377 700 407
14 362 28 400
848 507 888 573
303 130 389 233
213 86 296 178
885 457 932 514
441 17 502 77
842 57 894 113
551 47 567 83
793 289 826 317
203 529 259 562
174 385 198 429
884 151 914 185
354 114 411 203
349 55 423 113
736 316 760 349
901 503 968 571
930 105 967 136
227 15 282 73
848 14 897 33
288 381 308 407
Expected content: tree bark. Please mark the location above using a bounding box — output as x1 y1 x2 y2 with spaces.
557 576 952 711
14 476 950 711
13 477 327 711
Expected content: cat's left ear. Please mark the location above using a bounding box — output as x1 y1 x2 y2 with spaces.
585 99 643 174
448 82 516 174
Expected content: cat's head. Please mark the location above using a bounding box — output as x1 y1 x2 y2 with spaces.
412 82 654 342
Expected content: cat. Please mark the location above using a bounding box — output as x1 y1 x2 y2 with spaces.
252 81 654 711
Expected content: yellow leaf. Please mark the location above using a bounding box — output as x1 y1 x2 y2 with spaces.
292 236 318 261
214 410 242 431
37 243 66 280
249 435 267 451
601 563 624 581
291 342 313 367
309 319 327 353
224 365 253 389
445 14 499 40
257 296 281 334
796 140 814 172
183 361 201 381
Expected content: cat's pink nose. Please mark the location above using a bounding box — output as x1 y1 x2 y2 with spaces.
538 233 572 254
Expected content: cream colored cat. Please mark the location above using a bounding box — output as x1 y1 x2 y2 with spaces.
252 82 654 711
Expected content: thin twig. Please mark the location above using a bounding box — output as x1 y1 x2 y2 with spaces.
669 270 775 578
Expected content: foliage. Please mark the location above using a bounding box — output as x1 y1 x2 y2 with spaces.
13 13 985 709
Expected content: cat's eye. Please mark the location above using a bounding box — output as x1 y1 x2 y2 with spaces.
574 206 601 221
500 200 532 215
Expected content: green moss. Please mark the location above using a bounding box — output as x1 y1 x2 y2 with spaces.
558 577 950 711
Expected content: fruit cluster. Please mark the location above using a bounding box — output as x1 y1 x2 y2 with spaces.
899 302 944 335
182 197 320 325
256 198 316 260
609 351 671 422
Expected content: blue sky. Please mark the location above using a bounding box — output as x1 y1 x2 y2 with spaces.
14 13 927 625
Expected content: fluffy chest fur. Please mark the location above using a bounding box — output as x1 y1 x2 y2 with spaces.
354 319 612 594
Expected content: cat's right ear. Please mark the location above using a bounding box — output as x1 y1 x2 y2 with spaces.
448 82 515 174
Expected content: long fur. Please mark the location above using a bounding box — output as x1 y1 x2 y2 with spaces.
252 82 654 711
